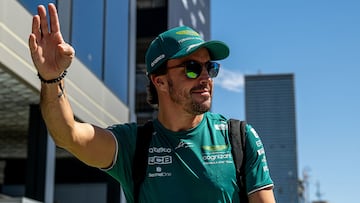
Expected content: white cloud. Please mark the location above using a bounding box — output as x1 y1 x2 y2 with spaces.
215 68 244 93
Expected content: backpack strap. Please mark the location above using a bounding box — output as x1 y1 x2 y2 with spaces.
228 119 248 203
132 121 154 203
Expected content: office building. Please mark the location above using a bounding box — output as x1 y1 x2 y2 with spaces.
135 0 211 123
0 0 211 202
245 74 299 203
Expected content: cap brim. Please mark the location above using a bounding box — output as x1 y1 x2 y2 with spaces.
171 40 230 61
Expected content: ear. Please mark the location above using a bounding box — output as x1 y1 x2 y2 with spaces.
150 75 167 91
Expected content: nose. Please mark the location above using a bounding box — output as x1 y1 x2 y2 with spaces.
198 66 212 83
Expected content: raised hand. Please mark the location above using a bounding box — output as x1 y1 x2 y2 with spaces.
28 3 75 80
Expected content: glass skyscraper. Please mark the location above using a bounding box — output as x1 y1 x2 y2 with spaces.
1 1 135 202
245 74 299 203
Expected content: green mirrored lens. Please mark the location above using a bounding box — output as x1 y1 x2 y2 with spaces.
186 71 198 79
183 61 220 79
185 61 202 79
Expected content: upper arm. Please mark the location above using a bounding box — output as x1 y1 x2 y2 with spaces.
244 124 274 195
66 122 117 169
248 187 276 203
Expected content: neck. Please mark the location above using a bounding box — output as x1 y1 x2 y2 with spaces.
157 106 204 132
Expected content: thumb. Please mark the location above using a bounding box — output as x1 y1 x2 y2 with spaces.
58 43 75 58
56 43 75 70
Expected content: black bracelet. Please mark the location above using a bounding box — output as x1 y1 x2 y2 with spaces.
57 83 65 98
38 70 68 84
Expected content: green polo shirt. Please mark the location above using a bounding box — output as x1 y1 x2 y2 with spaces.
105 112 273 203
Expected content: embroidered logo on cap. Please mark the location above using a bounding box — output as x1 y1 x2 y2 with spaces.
176 30 200 36
151 54 165 67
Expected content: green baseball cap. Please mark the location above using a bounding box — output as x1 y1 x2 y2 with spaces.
145 26 230 74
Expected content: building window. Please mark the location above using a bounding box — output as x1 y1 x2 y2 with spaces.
103 0 130 102
72 1 104 78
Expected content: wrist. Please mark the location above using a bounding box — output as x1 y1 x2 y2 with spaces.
38 70 67 84
40 81 66 99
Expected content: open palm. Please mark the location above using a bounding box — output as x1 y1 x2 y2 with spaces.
29 3 74 80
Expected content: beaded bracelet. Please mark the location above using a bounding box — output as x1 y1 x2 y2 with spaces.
57 83 65 98
37 70 68 84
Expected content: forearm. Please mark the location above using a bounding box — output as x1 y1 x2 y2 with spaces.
40 80 76 148
39 80 116 168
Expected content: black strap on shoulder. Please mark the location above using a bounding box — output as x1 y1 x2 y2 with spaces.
132 121 154 203
228 119 248 203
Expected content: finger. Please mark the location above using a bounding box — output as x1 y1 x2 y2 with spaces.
31 15 41 40
37 5 49 35
48 3 60 33
29 34 41 71
28 34 38 54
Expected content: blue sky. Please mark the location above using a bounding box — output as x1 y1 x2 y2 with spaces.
210 1 360 203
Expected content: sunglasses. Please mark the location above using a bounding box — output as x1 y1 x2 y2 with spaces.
167 60 220 79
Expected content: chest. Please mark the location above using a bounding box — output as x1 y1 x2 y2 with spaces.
144 128 236 190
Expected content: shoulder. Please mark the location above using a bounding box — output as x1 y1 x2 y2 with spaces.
107 122 139 143
205 112 227 122
243 124 264 150
202 112 228 131
107 122 138 134
244 123 260 139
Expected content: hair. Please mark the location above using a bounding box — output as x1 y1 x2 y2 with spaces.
146 62 168 109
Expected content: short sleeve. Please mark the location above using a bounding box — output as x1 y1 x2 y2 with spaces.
244 124 274 194
104 122 138 201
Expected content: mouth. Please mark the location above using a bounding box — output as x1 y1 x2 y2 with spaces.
194 90 210 96
191 88 211 96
